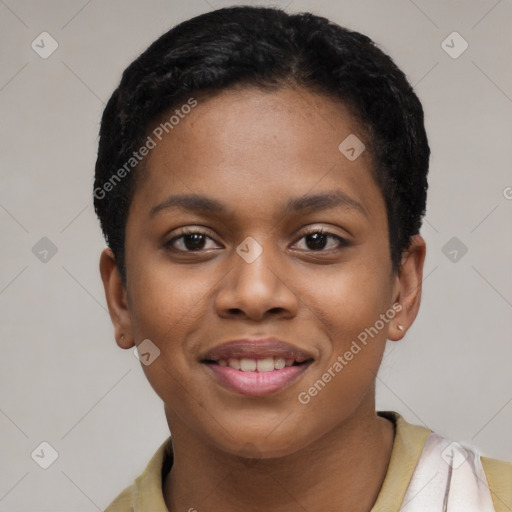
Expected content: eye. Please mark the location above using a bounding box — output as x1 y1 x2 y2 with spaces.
164 227 350 254
292 228 349 252
164 228 221 252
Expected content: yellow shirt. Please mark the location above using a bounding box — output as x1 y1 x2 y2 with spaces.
104 410 512 511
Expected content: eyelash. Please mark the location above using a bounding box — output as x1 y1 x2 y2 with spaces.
164 227 350 253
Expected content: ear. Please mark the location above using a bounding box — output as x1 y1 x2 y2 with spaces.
99 248 134 349
388 234 426 341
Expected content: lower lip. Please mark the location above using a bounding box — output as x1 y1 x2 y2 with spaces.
204 362 312 397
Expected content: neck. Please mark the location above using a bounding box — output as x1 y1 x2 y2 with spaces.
163 399 395 512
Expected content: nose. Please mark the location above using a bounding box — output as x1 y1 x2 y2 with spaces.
215 242 299 321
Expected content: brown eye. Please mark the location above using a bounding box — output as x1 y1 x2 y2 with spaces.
165 230 220 252
294 229 349 252
179 233 207 251
304 232 329 250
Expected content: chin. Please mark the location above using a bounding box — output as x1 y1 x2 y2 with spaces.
209 423 316 460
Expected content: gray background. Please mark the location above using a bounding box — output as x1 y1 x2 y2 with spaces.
1 0 511 510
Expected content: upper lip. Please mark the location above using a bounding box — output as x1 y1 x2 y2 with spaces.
201 338 315 363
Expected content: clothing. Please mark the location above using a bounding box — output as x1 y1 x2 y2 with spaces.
104 410 512 511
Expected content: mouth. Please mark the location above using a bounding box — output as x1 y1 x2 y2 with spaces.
203 356 312 372
200 338 315 397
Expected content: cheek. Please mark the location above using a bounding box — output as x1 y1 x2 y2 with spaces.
127 253 210 342
293 259 391 415
125 250 238 398
125 260 207 392
301 254 392 345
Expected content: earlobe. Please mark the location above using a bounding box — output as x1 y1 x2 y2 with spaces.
388 234 426 341
99 248 135 349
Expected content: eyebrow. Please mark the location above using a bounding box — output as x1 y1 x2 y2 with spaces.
149 190 367 218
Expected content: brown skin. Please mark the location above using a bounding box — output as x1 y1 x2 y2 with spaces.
100 86 426 512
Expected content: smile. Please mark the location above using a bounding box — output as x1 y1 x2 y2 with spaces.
210 356 301 371
200 337 315 397
202 356 313 397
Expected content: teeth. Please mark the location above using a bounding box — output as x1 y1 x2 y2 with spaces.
275 358 286 369
216 357 298 371
240 358 257 371
228 358 240 370
256 358 274 372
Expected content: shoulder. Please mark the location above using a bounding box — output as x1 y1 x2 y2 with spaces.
103 436 173 512
104 484 134 512
481 455 512 512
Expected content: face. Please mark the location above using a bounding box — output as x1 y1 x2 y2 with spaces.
101 86 425 458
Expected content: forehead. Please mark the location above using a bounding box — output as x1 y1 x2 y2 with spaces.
130 86 385 224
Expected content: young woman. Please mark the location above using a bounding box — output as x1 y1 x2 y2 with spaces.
94 6 511 511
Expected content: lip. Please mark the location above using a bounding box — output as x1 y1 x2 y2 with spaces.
205 361 313 397
200 337 315 362
200 337 315 397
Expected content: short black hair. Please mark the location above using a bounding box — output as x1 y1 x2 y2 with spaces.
94 5 429 285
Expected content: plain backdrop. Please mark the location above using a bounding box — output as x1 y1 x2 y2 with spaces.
1 0 511 510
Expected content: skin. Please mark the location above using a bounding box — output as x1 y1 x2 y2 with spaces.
100 86 426 512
